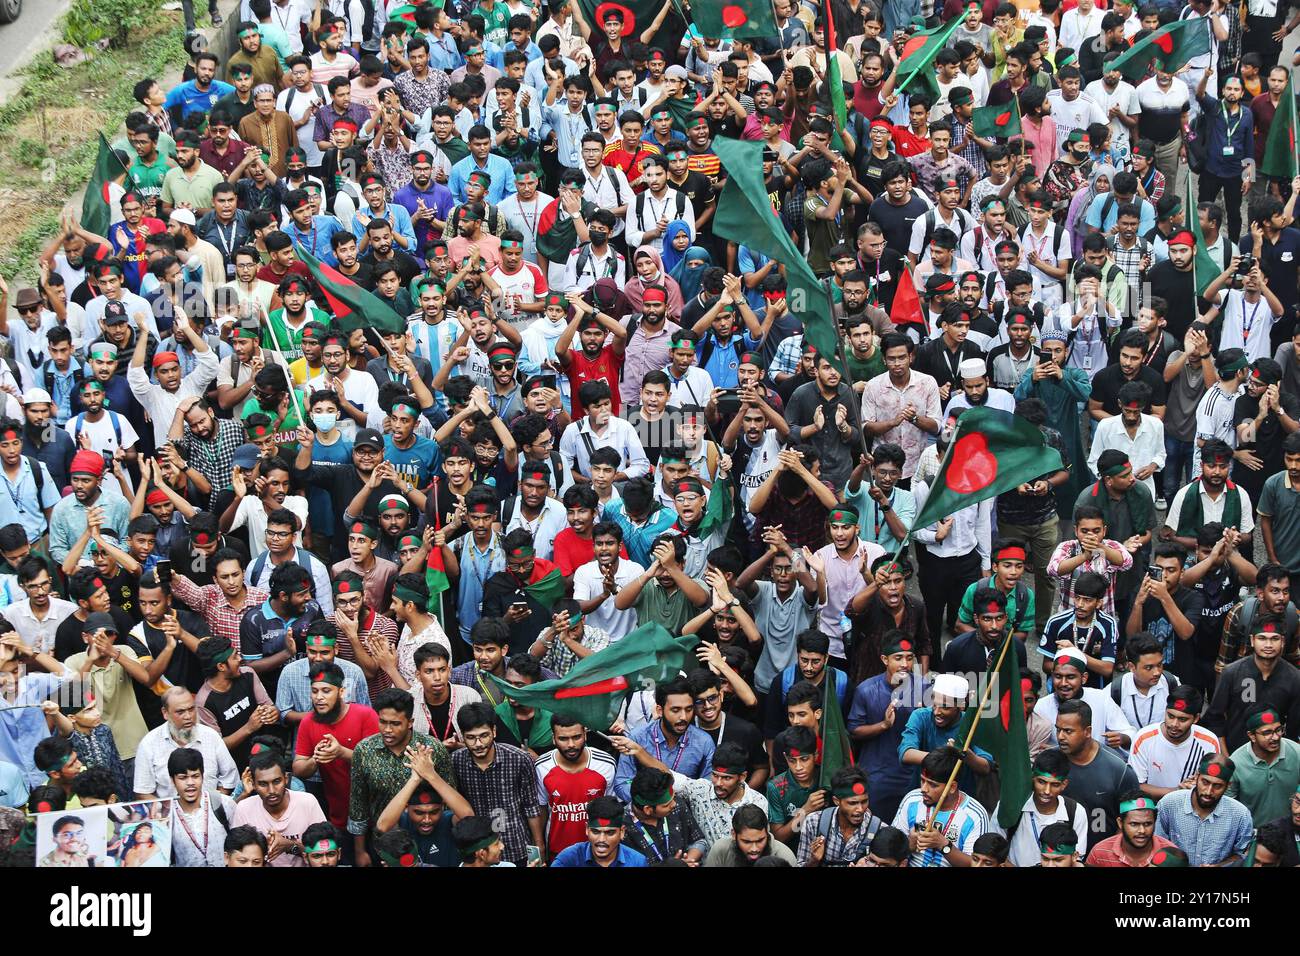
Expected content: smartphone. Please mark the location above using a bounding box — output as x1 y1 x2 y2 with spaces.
155 560 173 585
526 845 542 865
102 451 114 468
1148 566 1163 581
510 600 529 612
539 374 557 391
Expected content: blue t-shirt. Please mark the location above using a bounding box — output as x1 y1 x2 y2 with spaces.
385 435 441 486
399 809 459 867
163 80 237 120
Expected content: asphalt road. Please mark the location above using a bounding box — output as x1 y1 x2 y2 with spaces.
0 0 72 103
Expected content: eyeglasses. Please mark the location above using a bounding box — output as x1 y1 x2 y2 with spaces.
22 580 52 591
265 529 293 539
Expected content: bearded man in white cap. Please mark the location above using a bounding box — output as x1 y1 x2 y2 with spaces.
943 356 1016 419
1033 644 1136 750
897 672 993 798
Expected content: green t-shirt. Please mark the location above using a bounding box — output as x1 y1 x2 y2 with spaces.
240 395 304 452
957 578 1035 633
843 346 884 386
433 135 470 167
632 580 694 636
263 306 329 361
128 153 173 208
765 771 814 829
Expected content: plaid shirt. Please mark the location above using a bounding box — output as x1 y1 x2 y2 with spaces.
451 742 543 863
1106 235 1150 317
1140 166 1166 203
771 334 804 379
537 624 613 678
170 574 269 649
348 731 453 834
796 806 883 865
948 116 987 183
1046 538 1134 619
1155 789 1253 867
179 418 246 510
332 610 400 701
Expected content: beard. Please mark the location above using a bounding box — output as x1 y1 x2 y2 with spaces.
171 723 196 745
318 699 343 723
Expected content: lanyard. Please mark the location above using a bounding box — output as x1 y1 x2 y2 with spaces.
1240 296 1263 344
514 199 539 240
630 815 668 861
650 725 690 772
1 467 28 515
1222 103 1242 144
176 794 210 859
422 691 455 740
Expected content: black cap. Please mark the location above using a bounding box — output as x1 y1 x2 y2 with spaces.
82 612 118 635
102 300 129 324
354 428 385 450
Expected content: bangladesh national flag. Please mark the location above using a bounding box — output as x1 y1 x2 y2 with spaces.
1261 71 1299 182
486 623 699 730
536 196 598 265
690 0 776 40
1108 18 1211 84
1186 164 1221 298
574 0 686 57
824 3 847 132
294 247 406 334
971 102 1021 141
909 406 1064 532
83 133 130 239
955 632 1031 829
521 557 567 608
895 17 966 98
818 667 852 787
425 479 451 625
711 137 841 364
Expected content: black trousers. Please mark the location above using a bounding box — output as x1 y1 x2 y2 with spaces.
1243 13 1284 67
1199 170 1244 245
919 547 982 645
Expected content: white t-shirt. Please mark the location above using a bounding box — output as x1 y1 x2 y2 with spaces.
996 795 1090 868
571 557 645 642
65 410 139 456
1193 383 1242 462
1164 481 1255 534
498 193 553 264
277 83 327 167
501 496 568 561
230 494 309 554
1216 290 1279 363
1047 90 1108 156
491 262 548 326
9 314 59 391
1033 687 1136 744
307 369 378 440
737 429 783 530
1127 721 1221 791
1083 79 1141 160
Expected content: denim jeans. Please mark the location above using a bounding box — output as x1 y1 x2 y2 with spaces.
180 0 219 32
1163 435 1194 501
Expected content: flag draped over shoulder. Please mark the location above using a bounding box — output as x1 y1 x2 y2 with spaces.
536 197 597 263
295 246 406 334
523 558 567 607
956 633 1031 829
486 623 699 730
910 407 1064 530
895 17 966 97
1261 71 1299 181
83 133 130 239
711 137 840 363
1108 18 1211 84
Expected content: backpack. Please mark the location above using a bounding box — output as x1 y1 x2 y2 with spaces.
43 362 85 398
635 189 687 231
1010 580 1030 635
249 547 314 587
283 82 326 115
1110 670 1179 705
919 207 971 254
72 410 123 449
572 245 621 285
1005 796 1083 843
814 806 881 865
1237 596 1300 645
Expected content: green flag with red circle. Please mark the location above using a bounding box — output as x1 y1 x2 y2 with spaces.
909 406 1064 534
956 631 1032 829
971 102 1022 141
1107 18 1211 84
690 0 777 39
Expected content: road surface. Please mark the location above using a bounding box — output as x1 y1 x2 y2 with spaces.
0 0 73 105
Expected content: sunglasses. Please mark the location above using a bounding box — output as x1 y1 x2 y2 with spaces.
491 360 516 369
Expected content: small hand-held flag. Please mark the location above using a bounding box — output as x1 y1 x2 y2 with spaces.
971 102 1022 140
83 133 130 238
1107 18 1211 84
690 0 776 39
895 17 968 97
295 246 407 334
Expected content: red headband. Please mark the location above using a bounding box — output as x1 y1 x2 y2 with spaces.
642 288 666 304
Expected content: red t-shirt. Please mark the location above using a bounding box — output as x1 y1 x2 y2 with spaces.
295 702 381 827
565 345 624 418
552 528 628 577
535 749 617 855
603 141 661 193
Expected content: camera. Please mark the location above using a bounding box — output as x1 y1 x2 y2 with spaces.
1235 255 1256 277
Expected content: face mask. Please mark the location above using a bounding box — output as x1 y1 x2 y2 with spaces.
312 413 338 433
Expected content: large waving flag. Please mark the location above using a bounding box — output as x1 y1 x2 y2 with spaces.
690 0 776 39
1185 164 1221 298
824 3 848 132
487 623 699 730
896 17 966 97
712 137 841 364
1108 18 1211 84
956 632 1031 828
83 133 130 238
295 246 406 334
1261 70 1299 182
910 407 1064 531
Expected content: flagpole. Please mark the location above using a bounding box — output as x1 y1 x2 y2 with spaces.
254 302 308 428
924 628 1016 831
431 473 446 624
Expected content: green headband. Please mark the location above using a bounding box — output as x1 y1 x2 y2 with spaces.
305 837 338 853
394 584 427 606
832 779 869 799
1247 709 1282 731
80 380 105 393
670 337 694 350
235 327 261 341
1220 355 1249 375
88 343 118 359
1118 797 1156 815
632 786 673 807
305 633 338 648
398 533 422 549
1101 459 1131 478
458 833 498 857
348 520 379 540
1032 769 1066 782
378 494 411 512
1040 838 1077 854
377 847 419 867
508 545 535 561
208 644 235 666
828 508 859 525
38 750 75 774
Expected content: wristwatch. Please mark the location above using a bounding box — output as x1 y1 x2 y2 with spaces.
941 842 952 855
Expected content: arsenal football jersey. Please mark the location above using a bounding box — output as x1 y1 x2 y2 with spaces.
534 749 617 856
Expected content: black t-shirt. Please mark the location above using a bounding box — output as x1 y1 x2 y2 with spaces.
100 568 140 625
135 610 212 694
859 149 900 201
1231 390 1300 501
1136 586 1206 669
360 249 423 286
423 697 456 743
775 369 815 406
54 607 140 662
1087 364 1168 416
168 535 251 589
668 170 713 223
858 247 906 313
867 195 931 261
1147 261 1199 339
698 712 768 775
203 672 261 768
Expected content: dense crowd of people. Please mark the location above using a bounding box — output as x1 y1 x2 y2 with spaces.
1 0 1299 870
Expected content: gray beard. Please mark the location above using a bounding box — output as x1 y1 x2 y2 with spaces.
171 723 196 745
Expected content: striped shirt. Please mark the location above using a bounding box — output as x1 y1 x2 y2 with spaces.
1127 722 1220 791
892 789 990 867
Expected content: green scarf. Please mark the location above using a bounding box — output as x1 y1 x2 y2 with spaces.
1087 481 1153 538
1175 478 1242 538
493 700 555 750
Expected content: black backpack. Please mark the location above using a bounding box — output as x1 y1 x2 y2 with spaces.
635 189 688 230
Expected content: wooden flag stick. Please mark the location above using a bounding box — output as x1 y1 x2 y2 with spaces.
924 629 1016 832
255 303 308 428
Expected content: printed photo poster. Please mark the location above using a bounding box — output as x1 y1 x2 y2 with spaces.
106 799 173 868
35 805 109 868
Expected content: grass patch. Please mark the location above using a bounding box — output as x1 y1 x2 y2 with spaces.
0 0 190 279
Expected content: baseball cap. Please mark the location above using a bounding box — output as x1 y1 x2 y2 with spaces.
232 443 261 470
354 428 385 450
